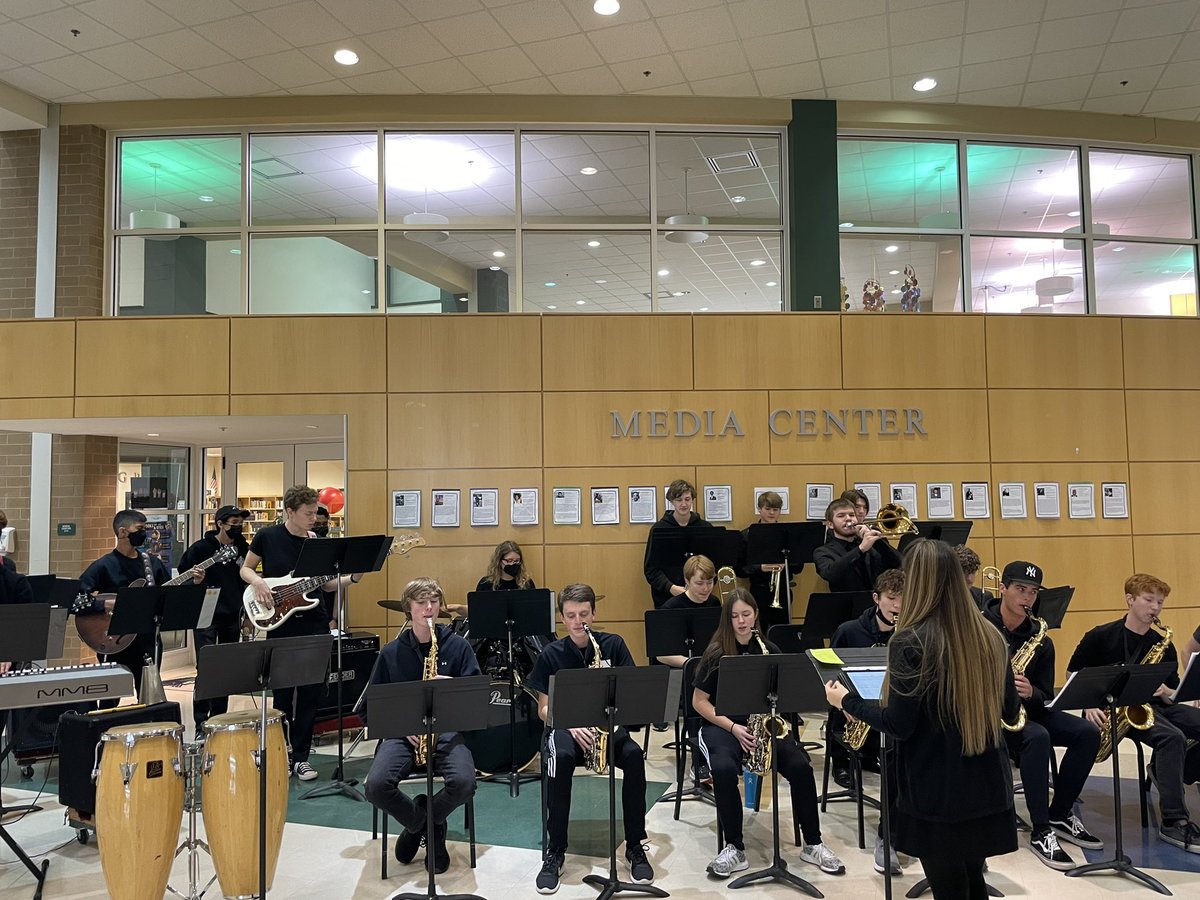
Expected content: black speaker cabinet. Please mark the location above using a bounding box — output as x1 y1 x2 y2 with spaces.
315 631 379 720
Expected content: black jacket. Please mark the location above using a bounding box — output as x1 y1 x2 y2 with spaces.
1067 617 1180 692
813 533 901 593
364 624 481 728
832 606 894 650
981 598 1056 717
643 511 711 608
179 531 249 623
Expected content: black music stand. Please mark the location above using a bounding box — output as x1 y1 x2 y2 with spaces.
1031 586 1073 628
716 653 824 897
898 521 972 552
110 583 212 682
366 675 490 900
802 593 873 649
291 533 392 802
549 665 673 900
466 588 554 797
196 634 333 900
24 575 55 605
647 527 740 608
1055 662 1177 896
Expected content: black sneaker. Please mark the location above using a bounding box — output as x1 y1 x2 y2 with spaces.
1159 819 1200 854
395 824 423 865
626 843 654 884
1050 813 1104 850
536 850 565 894
832 766 853 790
430 821 449 874
1030 828 1075 870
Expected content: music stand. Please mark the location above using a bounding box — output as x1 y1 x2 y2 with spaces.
898 521 972 552
196 634 333 900
647 527 740 608
466 588 554 796
549 665 673 900
747 523 827 621
291 533 392 802
1053 662 1177 896
24 575 55 605
802 593 872 650
109 583 212 686
1031 587 1073 628
716 653 825 897
366 675 490 900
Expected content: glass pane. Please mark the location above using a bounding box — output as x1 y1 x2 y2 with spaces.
1090 150 1194 239
118 136 241 230
1095 241 1197 316
838 139 959 229
969 236 1084 314
521 232 650 312
657 233 782 312
116 235 241 317
308 459 345 537
521 132 649 224
384 133 515 227
383 231 516 313
238 461 284 540
249 234 377 314
840 234 962 312
250 133 378 226
656 133 781 226
119 443 189 510
967 144 1080 233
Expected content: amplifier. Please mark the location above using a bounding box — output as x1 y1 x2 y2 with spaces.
10 701 93 760
315 631 379 720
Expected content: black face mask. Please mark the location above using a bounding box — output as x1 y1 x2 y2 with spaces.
225 524 244 538
503 563 521 578
312 525 330 537
127 529 148 547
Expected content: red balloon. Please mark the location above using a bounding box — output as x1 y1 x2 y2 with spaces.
318 486 345 515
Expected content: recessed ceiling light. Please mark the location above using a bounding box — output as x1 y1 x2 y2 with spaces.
913 77 937 92
750 259 766 266
891 289 901 295
146 433 159 437
1067 210 1081 217
939 249 953 255
1113 246 1125 252
672 291 685 297
198 195 214 202
731 195 746 203
888 269 900 275
699 307 708 311
657 268 670 276
593 0 620 15
305 425 319 429
544 281 557 287
489 265 501 271
766 281 778 287
575 299 586 305
840 222 854 228
595 279 607 284
333 48 359 66
884 244 899 253
230 248 241 254
547 304 557 309
492 250 506 258
580 166 598 175
361 289 371 294
587 240 601 248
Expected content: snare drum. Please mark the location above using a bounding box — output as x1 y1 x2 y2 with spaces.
202 709 289 899
95 722 185 900
462 680 542 776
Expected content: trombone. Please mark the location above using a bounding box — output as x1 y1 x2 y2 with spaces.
859 502 919 536
980 565 1002 599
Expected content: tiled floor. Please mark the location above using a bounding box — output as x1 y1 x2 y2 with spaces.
3 675 1199 899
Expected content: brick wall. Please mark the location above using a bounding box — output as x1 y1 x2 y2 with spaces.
0 129 39 319
0 431 32 571
57 124 106 318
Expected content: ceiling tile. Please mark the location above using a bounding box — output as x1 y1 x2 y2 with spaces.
0 23 70 65
522 32 603 75
633 81 693 96
1157 58 1200 91
805 0 884 27
195 14 294 58
955 85 1024 106
490 74 556 93
404 0 487 22
888 35 962 77
340 68 419 93
821 50 889 88
253 1 351 48
364 24 453 68
136 70 226 97
1089 66 1160 98
84 42 179 81
959 56 1031 93
34 54 125 91
587 21 670 64
743 29 818 68
609 54 684 92
655 6 738 53
192 59 280 94
828 77 893 101
729 0 811 38
547 64 623 94
753 60 823 96
1021 74 1093 107
691 72 759 97
1099 35 1181 72
563 0 651 32
491 0 580 43
1027 45 1104 82
0 65 76 100
888 1 965 46
460 45 540 83
21 9 125 51
424 10 514 56
75 0 183 40
400 57 484 92
965 0 1045 32
317 0 415 32
1144 84 1200 114
88 82 160 101
147 0 249 26
1044 0 1120 17
962 24 1038 64
0 0 66 17
244 48 331 88
300 41 394 78
1114 0 1200 42
1034 12 1119 54
137 29 237 70
674 40 748 81
1082 91 1150 116
814 17 889 57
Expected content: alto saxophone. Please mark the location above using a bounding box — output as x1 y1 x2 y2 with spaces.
1001 608 1046 733
1095 617 1170 763
414 617 438 767
583 624 609 775
745 629 790 775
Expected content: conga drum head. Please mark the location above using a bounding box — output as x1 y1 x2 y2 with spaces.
203 707 285 733
462 680 542 776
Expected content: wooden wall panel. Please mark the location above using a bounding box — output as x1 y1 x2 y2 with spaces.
229 316 385 395
694 464 848 525
693 314 842 390
542 543 651 625
992 536 1133 613
843 314 985 389
541 467 694 544
0 320 75 398
386 469 545 547
843 463 997 538
989 464 1132 538
0 398 74 418
76 317 228 396
770 390 988 464
75 395 229 417
388 315 541 393
1123 318 1200 389
1129 463 1200 535
1132 536 1200 597
542 315 693 392
543 391 769 467
231 393 385 470
987 316 1124 388
346 469 389 537
388 393 541 469
1125 390 1200 461
988 390 1126 462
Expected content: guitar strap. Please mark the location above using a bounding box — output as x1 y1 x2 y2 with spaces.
139 551 156 587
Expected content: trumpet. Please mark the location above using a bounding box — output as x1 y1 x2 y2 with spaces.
859 502 919 536
768 566 782 609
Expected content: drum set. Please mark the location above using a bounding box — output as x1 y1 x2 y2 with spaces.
93 709 288 900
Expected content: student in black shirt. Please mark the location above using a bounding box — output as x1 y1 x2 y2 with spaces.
312 505 331 537
737 491 791 631
983 561 1102 870
0 563 33 675
1185 623 1200 665
363 577 479 875
813 498 901 593
241 484 362 782
472 539 548 675
827 539 1020 900
695 588 844 880
1067 572 1200 854
78 509 178 691
841 489 871 526
527 583 654 894
180 504 250 734
643 478 711 609
655 554 719 667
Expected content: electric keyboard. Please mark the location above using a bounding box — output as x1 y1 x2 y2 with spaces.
0 663 135 710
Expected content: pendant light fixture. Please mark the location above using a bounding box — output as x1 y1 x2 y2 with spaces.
664 167 709 244
403 185 449 244
129 163 181 239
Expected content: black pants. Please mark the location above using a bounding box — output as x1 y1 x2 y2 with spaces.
192 620 242 732
268 615 329 763
364 733 476 832
1133 701 1200 822
698 723 822 850
920 855 988 900
1006 710 1101 830
545 726 645 852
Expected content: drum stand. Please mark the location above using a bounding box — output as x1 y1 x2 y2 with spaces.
167 741 217 900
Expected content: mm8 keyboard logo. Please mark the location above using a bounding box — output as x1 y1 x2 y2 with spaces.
37 683 111 698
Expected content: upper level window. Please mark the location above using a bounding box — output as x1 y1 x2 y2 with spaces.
839 139 959 230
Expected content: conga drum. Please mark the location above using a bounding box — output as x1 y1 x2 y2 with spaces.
201 709 288 898
95 722 185 900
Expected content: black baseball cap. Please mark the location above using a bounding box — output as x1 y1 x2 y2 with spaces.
1001 560 1044 590
215 505 250 522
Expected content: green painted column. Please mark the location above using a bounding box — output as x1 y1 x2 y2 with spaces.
787 99 840 312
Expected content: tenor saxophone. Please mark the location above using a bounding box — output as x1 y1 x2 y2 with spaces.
414 616 438 767
745 629 790 775
1001 608 1046 733
583 624 609 775
1095 618 1170 763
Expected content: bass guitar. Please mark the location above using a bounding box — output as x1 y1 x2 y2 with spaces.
71 543 241 655
242 533 425 632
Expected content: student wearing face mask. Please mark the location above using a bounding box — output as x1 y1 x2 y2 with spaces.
473 541 549 675
312 505 332 537
180 505 251 735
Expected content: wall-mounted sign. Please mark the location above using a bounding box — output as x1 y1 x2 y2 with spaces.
609 407 927 438
57 523 77 537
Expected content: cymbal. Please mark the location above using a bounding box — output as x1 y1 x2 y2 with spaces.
376 599 452 618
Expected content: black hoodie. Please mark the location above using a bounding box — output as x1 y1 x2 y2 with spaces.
982 596 1055 717
179 530 249 623
643 510 711 608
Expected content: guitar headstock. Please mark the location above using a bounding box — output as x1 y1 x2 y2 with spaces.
214 543 240 565
388 533 426 558
71 591 95 614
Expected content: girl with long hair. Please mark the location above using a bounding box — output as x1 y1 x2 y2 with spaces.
478 540 535 591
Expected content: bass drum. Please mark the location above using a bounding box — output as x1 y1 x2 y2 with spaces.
463 680 542 776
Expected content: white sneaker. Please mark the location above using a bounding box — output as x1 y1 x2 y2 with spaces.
798 842 845 875
707 843 749 878
293 761 318 781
